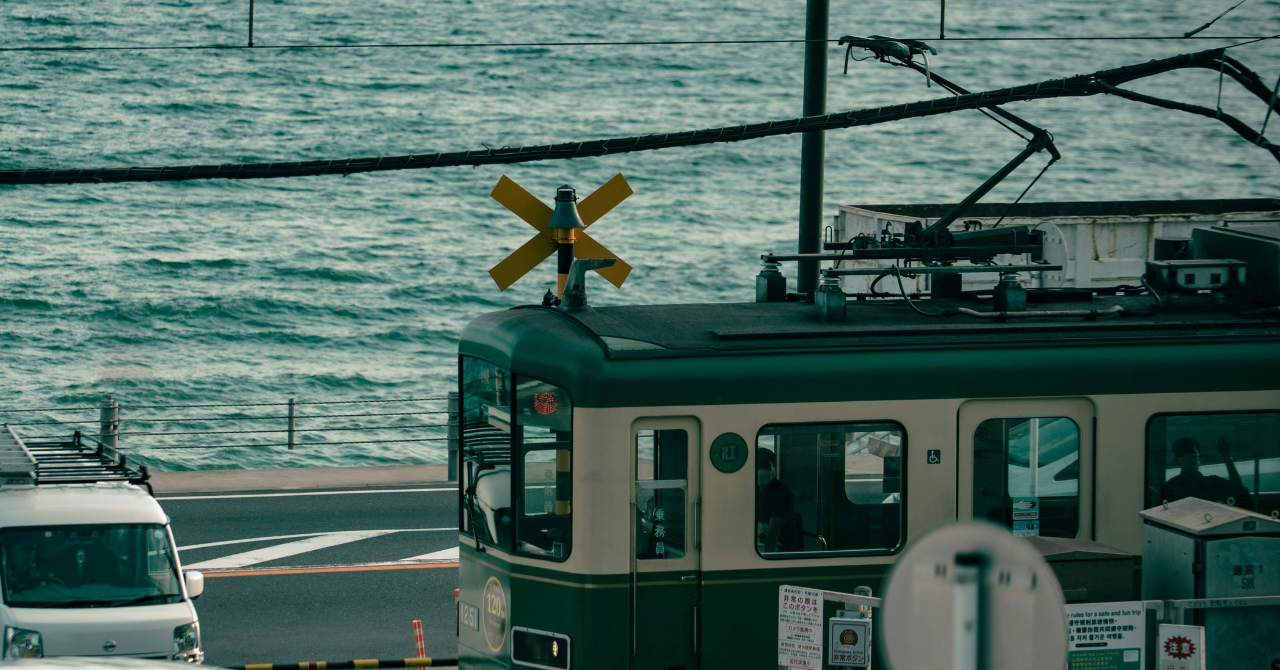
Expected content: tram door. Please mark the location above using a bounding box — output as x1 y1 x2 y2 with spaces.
957 399 1095 540
631 417 701 670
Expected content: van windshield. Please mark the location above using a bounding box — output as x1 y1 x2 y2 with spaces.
0 524 183 608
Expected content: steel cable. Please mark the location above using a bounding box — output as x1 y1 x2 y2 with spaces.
0 35 1273 55
4 47 1275 185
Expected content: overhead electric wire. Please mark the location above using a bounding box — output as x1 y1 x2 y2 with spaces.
2 48 1275 187
0 35 1276 54
1185 0 1251 38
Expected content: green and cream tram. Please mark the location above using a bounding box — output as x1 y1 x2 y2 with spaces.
455 221 1280 670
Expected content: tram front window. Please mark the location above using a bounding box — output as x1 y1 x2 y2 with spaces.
755 422 905 557
1146 412 1280 517
972 417 1080 538
460 357 513 549
461 358 574 561
515 377 572 560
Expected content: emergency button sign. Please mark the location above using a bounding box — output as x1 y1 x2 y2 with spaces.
829 618 871 667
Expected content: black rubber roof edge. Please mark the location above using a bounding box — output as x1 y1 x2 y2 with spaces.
848 198 1280 220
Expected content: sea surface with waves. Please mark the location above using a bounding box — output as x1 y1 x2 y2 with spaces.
0 0 1276 471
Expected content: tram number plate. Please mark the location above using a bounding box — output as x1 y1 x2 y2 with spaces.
460 601 480 631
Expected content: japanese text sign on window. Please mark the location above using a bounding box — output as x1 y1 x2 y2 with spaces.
778 585 824 669
1064 601 1145 670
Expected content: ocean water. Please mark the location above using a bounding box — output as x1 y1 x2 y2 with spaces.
0 0 1276 471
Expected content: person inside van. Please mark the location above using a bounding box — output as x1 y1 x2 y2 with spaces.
2 532 56 594
756 448 801 553
1162 437 1250 507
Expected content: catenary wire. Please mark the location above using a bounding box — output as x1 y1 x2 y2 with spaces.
0 35 1275 54
4 47 1275 185
1185 0 1251 38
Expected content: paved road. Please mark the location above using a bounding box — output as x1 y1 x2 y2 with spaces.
159 485 459 667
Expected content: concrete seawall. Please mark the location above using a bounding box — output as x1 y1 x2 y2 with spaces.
150 464 452 494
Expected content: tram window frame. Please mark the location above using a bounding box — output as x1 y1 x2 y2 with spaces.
459 357 576 562
972 416 1082 539
754 421 907 560
459 356 515 552
1144 410 1280 518
513 374 573 562
635 429 689 560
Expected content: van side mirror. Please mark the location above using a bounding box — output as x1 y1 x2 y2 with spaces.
184 570 204 600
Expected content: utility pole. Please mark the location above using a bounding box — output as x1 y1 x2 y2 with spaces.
797 0 830 296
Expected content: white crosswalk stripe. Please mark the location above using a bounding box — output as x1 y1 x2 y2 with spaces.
180 528 456 570
399 547 459 561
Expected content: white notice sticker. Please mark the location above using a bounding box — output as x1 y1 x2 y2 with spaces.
829 617 871 667
1158 624 1204 670
778 585 824 669
1064 601 1145 670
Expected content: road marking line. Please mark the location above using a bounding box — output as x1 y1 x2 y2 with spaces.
202 561 460 578
400 547 459 561
178 528 453 552
185 530 398 570
158 487 454 501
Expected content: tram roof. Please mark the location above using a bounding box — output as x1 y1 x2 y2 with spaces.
459 295 1280 407
474 295 1280 357
840 198 1280 220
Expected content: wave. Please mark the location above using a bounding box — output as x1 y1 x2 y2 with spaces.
144 258 247 270
273 266 390 284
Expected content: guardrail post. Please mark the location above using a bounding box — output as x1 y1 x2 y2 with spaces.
287 398 296 450
99 396 119 450
447 391 459 481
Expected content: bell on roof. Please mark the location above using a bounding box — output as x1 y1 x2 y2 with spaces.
546 185 586 230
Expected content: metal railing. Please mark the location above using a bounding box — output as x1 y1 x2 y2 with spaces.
1 393 462 481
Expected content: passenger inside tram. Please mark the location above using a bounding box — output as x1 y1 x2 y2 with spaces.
755 448 801 553
1161 437 1250 507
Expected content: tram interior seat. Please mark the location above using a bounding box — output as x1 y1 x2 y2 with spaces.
828 500 902 551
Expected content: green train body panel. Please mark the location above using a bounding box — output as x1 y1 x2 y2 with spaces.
456 299 1280 669
460 544 893 670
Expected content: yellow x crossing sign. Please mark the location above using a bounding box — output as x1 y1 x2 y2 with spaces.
488 174 633 293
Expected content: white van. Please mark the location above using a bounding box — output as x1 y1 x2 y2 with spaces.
1 428 203 663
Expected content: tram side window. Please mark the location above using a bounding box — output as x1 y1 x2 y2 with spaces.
515 376 573 561
1146 412 1280 517
460 357 513 549
636 430 688 560
973 417 1080 539
756 422 905 557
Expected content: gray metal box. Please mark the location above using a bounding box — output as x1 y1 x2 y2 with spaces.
1192 224 1280 304
1140 498 1280 669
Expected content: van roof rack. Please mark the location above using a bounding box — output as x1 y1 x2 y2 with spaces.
0 425 151 493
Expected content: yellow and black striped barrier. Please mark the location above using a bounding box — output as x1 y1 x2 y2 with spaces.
237 658 457 670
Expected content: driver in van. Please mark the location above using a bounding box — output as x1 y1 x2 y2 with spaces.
756 448 801 553
3 532 55 593
1162 437 1250 507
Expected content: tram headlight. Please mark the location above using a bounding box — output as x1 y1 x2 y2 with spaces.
3 626 43 659
511 627 570 670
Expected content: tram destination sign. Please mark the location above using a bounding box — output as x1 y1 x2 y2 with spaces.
778 585 824 669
